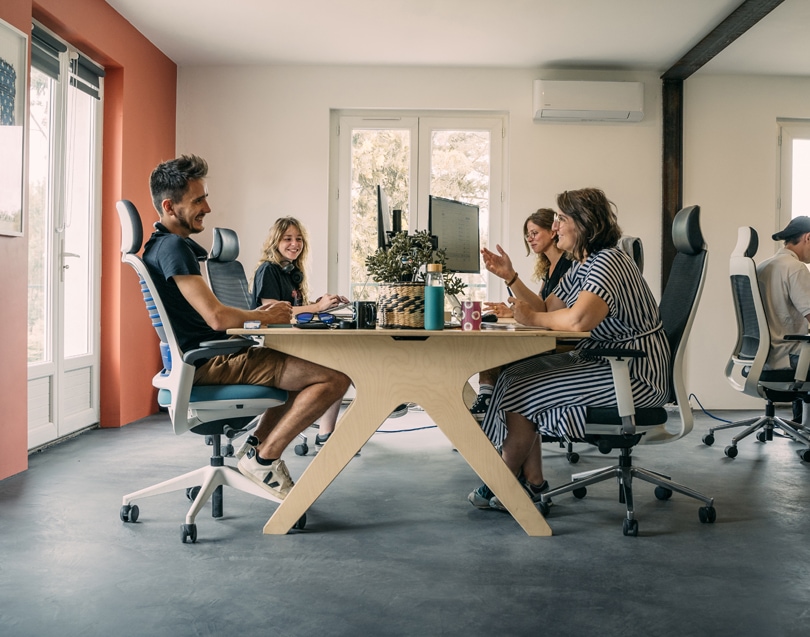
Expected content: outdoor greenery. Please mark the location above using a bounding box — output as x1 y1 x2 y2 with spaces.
364 229 467 297
349 126 490 302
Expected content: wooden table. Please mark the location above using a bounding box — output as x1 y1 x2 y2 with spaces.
227 326 588 536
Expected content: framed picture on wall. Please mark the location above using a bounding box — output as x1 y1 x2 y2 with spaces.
0 18 27 237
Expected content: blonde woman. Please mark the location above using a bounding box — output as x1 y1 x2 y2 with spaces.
252 217 348 445
251 217 347 314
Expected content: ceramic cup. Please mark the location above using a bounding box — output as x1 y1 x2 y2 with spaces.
353 301 377 329
461 300 483 331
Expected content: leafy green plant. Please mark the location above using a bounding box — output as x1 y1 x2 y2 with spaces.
365 230 467 297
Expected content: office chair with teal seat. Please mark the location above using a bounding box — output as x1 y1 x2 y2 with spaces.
538 205 716 536
116 200 305 543
203 226 310 455
701 226 810 460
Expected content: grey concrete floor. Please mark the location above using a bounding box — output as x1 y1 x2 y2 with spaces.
1 405 809 637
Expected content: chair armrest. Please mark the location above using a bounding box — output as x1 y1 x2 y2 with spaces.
183 337 255 365
579 347 646 360
783 334 810 385
580 348 648 435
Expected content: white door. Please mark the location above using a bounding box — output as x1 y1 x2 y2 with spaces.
27 25 102 449
331 111 505 302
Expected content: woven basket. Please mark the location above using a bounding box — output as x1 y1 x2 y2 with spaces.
377 282 425 329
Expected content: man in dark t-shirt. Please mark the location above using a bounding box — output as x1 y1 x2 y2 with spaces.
144 154 350 501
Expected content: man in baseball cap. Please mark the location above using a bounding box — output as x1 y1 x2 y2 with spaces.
757 216 810 422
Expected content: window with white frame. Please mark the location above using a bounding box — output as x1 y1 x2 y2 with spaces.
330 111 506 304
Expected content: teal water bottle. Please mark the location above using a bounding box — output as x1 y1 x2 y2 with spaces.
424 263 445 331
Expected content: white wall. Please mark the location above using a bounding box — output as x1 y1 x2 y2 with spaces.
684 74 810 409
175 63 810 410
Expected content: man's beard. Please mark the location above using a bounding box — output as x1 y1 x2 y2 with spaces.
177 212 202 235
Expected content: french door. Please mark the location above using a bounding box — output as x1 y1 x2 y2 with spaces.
331 111 505 302
27 25 103 449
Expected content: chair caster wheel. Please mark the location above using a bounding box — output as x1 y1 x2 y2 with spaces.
292 514 307 530
797 448 810 462
186 486 201 501
120 504 139 523
566 452 580 464
294 443 309 456
538 501 551 516
756 430 768 443
724 445 738 458
702 433 714 446
623 518 638 536
699 506 717 523
572 486 587 499
654 486 673 500
223 443 234 457
181 523 198 543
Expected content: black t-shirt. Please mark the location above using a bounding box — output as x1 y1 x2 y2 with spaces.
251 261 303 309
142 223 224 352
542 254 574 300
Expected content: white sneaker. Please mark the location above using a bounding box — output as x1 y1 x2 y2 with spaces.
237 452 294 500
235 435 259 459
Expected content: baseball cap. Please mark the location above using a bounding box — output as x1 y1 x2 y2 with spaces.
772 216 810 241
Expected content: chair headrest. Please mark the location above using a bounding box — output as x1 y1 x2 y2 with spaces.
116 200 143 255
732 226 758 259
672 205 703 255
210 227 240 263
617 235 644 273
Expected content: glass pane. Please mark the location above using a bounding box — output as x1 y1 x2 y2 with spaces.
62 86 95 358
430 130 490 302
792 139 810 218
27 68 53 364
349 129 410 300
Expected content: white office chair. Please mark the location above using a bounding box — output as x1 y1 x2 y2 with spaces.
702 226 810 460
539 205 716 536
117 200 305 543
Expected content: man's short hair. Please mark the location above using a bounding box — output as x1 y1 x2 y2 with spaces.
149 155 209 215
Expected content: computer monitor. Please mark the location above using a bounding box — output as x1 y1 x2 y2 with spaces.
377 185 392 251
429 196 480 273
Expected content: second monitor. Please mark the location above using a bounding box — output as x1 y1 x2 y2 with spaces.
429 195 480 274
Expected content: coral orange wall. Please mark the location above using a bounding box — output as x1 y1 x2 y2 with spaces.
0 0 176 480
0 1 30 481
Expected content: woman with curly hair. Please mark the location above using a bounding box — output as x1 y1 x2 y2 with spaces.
469 188 669 512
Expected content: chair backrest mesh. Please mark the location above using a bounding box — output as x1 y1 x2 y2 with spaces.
207 261 252 309
659 248 706 401
656 205 706 404
730 273 761 360
206 228 252 310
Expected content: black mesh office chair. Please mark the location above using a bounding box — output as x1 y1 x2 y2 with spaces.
116 201 304 543
701 226 810 461
203 227 311 455
539 205 716 536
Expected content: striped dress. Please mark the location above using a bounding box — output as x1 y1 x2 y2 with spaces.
481 247 671 446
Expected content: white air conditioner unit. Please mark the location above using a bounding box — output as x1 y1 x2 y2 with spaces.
533 80 644 122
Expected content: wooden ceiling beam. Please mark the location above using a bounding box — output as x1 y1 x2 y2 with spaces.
659 0 785 289
662 0 786 81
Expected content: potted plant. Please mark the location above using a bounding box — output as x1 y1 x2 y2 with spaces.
365 230 467 328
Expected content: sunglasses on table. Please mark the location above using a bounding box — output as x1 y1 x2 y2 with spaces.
295 312 337 325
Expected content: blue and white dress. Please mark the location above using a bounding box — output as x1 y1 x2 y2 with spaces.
481 248 671 446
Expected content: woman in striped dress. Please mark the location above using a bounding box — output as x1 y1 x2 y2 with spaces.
469 188 670 511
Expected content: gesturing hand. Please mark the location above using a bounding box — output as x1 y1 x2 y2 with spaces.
481 244 514 281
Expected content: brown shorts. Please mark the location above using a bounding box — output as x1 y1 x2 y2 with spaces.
193 347 288 388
